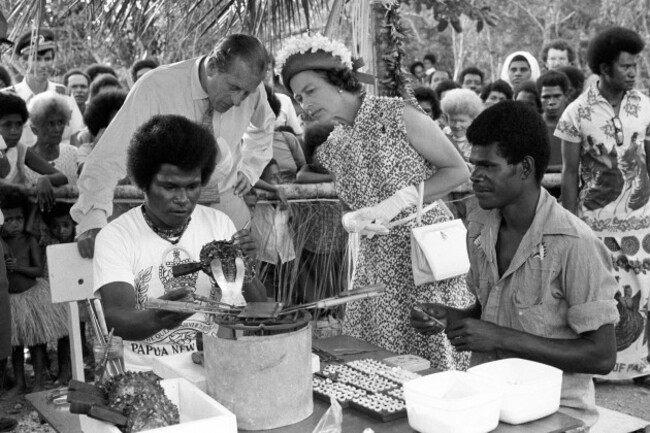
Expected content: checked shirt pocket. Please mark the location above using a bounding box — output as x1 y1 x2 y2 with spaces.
514 263 558 308
513 263 559 335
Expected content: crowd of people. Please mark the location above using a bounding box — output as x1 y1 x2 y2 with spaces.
0 21 646 432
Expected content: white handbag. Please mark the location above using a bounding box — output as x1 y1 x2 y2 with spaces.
411 182 470 284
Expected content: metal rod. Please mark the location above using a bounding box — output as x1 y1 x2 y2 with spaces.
93 299 109 339
87 299 106 344
97 329 114 383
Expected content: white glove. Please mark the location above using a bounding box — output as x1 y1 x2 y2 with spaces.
370 185 419 225
341 208 390 238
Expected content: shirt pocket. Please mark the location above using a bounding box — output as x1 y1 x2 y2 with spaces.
514 262 558 308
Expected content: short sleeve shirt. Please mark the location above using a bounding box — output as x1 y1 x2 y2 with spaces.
93 205 236 371
554 83 650 236
466 188 619 426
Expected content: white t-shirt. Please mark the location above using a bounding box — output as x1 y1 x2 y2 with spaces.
93 204 236 371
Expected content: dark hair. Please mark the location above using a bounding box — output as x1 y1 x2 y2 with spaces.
84 64 117 82
89 74 122 99
316 69 363 93
459 66 484 84
480 80 513 102
536 70 571 95
434 79 461 100
587 27 645 75
0 186 30 217
264 84 281 118
509 55 530 68
0 66 12 88
413 86 442 120
410 61 425 76
0 92 28 123
467 100 549 182
423 53 437 65
83 89 128 136
63 69 90 87
130 58 160 82
541 39 576 63
433 69 452 79
212 33 268 76
303 122 335 163
127 115 217 190
275 125 296 134
514 81 542 113
557 66 585 90
41 202 73 227
556 66 585 102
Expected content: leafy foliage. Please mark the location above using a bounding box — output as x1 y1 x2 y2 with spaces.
404 0 498 33
3 0 331 74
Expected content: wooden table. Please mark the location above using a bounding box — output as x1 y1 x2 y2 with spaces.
26 335 584 433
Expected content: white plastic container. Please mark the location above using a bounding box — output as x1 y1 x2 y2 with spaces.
468 358 562 424
152 353 207 392
79 378 237 433
403 371 502 433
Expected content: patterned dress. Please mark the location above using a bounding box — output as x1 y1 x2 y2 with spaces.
317 95 474 371
556 83 650 380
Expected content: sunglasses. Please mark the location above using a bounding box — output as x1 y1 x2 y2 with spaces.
612 116 624 146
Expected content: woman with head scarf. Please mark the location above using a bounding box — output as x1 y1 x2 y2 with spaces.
499 51 541 88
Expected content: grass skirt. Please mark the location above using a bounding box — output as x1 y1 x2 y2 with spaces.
10 278 68 347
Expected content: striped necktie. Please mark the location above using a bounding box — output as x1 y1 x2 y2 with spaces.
201 99 214 134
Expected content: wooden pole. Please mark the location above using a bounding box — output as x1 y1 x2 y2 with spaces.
324 0 344 38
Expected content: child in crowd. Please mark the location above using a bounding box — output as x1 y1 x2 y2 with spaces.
41 202 78 381
514 81 543 113
440 88 483 222
480 79 513 107
0 187 68 397
75 89 128 173
0 93 68 212
0 207 18 428
264 85 306 182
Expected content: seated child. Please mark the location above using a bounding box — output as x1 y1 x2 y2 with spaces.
0 187 67 397
0 93 68 212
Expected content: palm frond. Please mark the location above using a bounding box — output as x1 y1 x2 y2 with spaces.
3 0 332 68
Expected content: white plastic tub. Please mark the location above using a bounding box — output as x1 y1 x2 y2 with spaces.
79 378 237 433
403 371 502 433
468 358 562 424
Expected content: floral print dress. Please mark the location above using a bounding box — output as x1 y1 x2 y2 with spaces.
317 95 474 371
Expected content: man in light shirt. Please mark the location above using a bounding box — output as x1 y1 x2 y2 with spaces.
73 33 275 258
3 29 84 147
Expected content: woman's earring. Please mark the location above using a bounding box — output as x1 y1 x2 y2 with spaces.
338 89 343 94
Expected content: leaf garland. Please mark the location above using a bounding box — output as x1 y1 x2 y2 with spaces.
374 1 412 98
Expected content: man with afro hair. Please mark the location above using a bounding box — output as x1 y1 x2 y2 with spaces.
93 114 265 371
556 26 650 385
